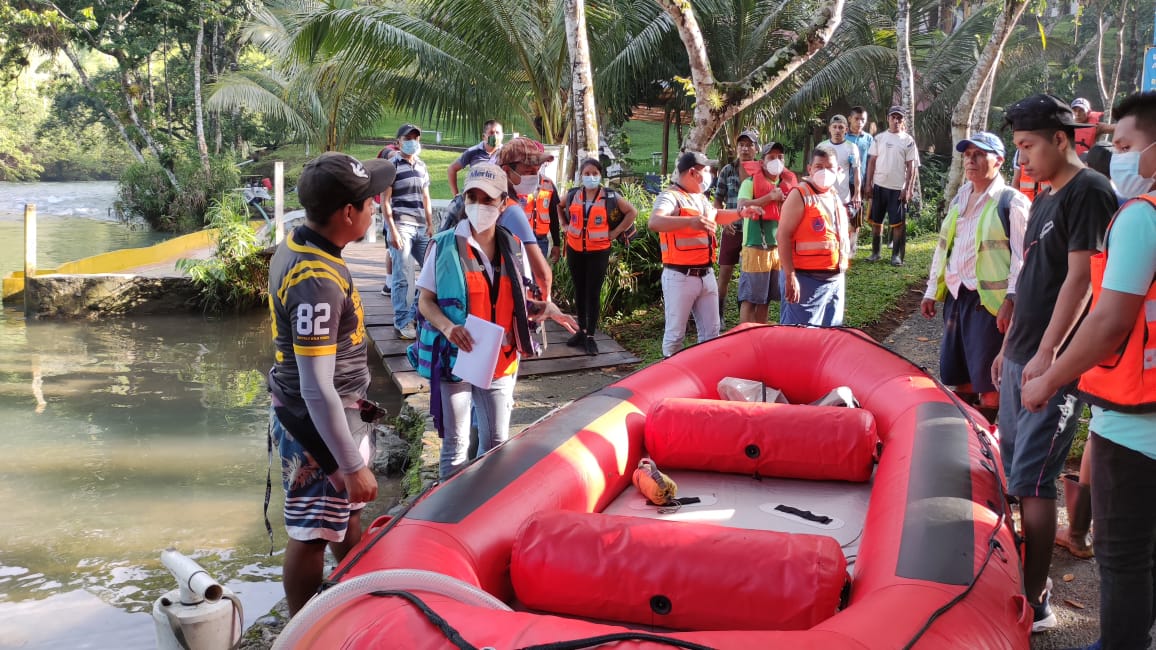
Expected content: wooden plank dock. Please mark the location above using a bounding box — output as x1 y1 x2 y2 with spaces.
342 238 640 394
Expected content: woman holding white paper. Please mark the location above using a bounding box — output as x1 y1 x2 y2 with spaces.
410 163 577 479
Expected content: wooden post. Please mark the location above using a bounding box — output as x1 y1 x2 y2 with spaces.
274 161 285 244
24 204 36 318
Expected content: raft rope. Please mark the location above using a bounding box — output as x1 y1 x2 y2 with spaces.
366 589 722 650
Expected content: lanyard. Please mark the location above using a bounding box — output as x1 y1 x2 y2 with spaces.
470 246 503 323
580 187 603 251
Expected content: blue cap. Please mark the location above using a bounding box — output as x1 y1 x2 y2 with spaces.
955 132 1005 158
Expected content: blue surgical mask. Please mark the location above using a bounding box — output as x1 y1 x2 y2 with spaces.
400 139 421 156
581 175 601 189
1110 141 1156 199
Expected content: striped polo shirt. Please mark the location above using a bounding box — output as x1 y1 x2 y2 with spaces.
388 154 430 225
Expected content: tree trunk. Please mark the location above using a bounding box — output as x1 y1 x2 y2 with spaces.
661 107 671 176
117 68 179 189
211 20 222 155
944 0 1031 202
61 46 146 165
194 18 211 174
896 0 916 134
1095 4 1127 122
655 0 845 151
564 0 599 179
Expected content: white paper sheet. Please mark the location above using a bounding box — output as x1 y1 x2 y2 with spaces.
451 314 505 389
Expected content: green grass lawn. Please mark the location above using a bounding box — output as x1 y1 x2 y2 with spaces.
256 144 463 202
604 233 936 366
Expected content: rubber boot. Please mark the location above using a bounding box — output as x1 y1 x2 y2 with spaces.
1055 474 1093 558
869 234 882 262
890 226 906 266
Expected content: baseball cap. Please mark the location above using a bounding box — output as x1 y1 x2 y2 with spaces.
498 137 555 167
297 152 395 212
760 142 785 157
676 151 718 173
463 163 507 199
738 129 760 146
829 115 848 126
1003 94 1093 131
888 105 906 117
1070 98 1092 111
955 131 1005 158
396 123 421 139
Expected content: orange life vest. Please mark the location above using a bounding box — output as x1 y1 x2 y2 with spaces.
565 188 612 253
519 178 556 237
790 182 843 272
463 247 519 379
1076 194 1156 413
1016 170 1051 203
1074 111 1102 156
659 186 716 266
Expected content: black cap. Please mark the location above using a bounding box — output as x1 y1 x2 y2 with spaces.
396 123 421 139
676 151 719 173
297 152 396 212
888 105 906 117
760 142 785 157
1003 94 1095 132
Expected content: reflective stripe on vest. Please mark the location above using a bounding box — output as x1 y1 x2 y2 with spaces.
565 189 611 252
790 183 841 272
932 189 1012 316
659 187 716 266
1077 194 1156 413
521 179 555 236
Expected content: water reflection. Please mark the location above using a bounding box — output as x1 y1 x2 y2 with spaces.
0 308 399 648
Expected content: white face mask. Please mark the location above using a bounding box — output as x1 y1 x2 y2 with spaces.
765 159 784 176
400 139 421 156
1110 142 1156 199
581 175 601 189
514 175 539 197
699 170 712 192
464 202 501 232
811 168 838 189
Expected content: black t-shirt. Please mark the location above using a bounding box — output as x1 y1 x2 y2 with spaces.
1004 168 1117 365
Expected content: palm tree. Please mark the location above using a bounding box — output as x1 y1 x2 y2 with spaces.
206 0 390 151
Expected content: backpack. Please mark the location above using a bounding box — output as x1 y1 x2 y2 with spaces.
565 187 638 245
995 186 1017 237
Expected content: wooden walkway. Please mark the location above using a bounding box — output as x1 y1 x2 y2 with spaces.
342 238 640 395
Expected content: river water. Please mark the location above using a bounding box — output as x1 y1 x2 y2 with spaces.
0 183 404 648
0 181 166 277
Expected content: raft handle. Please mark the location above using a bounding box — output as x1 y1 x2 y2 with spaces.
744 444 760 459
774 504 833 525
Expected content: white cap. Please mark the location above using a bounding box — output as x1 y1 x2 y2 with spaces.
464 163 507 199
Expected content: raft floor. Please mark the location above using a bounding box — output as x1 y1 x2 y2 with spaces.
602 470 872 560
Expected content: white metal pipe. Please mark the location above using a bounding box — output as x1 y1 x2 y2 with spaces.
274 161 285 244
161 549 223 605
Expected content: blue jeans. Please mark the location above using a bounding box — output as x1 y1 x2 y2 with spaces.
388 222 429 330
1092 433 1156 650
437 374 516 480
779 271 844 326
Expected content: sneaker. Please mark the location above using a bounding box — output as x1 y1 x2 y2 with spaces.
395 323 417 340
890 255 904 267
1031 588 1058 633
566 331 586 347
867 253 882 262
583 335 599 356
380 284 391 296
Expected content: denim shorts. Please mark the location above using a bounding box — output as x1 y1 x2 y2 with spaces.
998 358 1083 499
271 408 374 542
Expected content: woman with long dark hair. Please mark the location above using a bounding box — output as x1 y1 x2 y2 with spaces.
559 159 639 355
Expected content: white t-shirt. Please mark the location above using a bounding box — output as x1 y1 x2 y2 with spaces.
819 139 861 203
868 131 920 191
417 220 532 293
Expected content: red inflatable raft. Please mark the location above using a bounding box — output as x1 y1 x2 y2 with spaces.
276 325 1030 649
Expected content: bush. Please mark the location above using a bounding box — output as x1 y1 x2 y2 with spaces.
176 193 270 313
115 149 241 232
